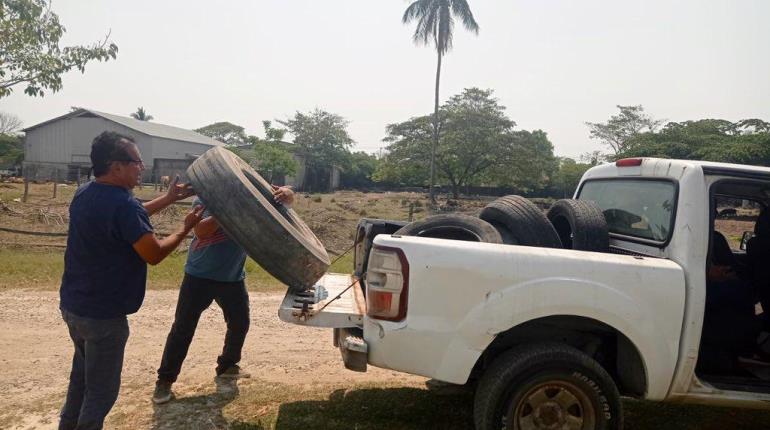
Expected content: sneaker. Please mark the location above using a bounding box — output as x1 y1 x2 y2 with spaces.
152 381 174 404
216 365 251 379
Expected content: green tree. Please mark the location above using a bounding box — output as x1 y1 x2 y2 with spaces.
585 105 663 156
378 88 556 198
195 121 247 146
129 107 153 121
0 133 23 169
621 118 770 166
0 0 118 98
248 120 297 184
279 109 354 191
550 157 592 198
403 0 479 203
341 151 379 188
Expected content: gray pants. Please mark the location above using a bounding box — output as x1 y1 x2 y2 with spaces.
59 310 130 430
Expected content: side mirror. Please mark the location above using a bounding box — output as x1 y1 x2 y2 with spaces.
740 231 755 251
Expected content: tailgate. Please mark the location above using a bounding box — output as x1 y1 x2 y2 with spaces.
278 273 365 328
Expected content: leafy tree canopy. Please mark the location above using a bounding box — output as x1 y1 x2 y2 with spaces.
195 121 247 146
620 118 770 166
278 109 354 169
0 133 23 168
585 105 663 155
0 0 118 98
376 88 556 197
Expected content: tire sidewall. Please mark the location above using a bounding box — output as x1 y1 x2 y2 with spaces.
476 346 622 430
498 365 617 430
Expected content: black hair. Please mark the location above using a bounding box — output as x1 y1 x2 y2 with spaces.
90 131 136 177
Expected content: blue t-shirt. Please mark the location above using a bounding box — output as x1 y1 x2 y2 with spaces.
184 198 246 282
60 181 153 319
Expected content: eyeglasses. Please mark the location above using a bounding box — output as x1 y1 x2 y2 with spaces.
113 158 144 166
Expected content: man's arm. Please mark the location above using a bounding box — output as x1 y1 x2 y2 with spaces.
144 175 195 216
133 205 204 265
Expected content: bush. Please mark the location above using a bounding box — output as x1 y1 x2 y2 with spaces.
312 195 322 203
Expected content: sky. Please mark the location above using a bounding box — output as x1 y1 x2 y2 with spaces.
2 0 769 158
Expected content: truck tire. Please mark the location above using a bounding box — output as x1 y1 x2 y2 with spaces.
394 214 503 244
479 195 562 247
474 343 623 430
186 147 330 288
547 199 609 252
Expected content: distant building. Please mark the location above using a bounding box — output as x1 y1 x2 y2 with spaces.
22 108 224 182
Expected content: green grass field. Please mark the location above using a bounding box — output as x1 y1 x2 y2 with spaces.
0 247 353 291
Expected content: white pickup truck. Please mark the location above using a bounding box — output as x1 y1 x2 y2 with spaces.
278 157 770 430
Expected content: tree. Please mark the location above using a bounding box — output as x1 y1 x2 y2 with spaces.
130 107 153 121
0 112 23 134
195 121 247 146
0 133 23 169
248 120 297 184
341 151 379 188
377 88 556 198
620 118 770 166
550 157 592 198
0 0 118 98
279 109 354 191
585 105 663 156
403 0 479 203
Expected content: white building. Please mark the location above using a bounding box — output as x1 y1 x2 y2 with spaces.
22 108 223 182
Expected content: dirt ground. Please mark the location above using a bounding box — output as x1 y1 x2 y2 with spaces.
0 290 425 429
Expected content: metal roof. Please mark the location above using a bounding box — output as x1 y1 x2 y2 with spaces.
23 108 225 147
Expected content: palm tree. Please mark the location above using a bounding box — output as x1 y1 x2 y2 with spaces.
403 0 479 204
130 107 154 121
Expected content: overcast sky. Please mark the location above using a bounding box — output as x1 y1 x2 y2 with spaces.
2 0 769 158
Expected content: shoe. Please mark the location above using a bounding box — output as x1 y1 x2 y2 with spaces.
152 381 174 404
216 365 251 379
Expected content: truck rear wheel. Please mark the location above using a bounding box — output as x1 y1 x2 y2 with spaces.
546 199 609 252
474 343 622 430
186 147 330 288
479 195 562 248
395 214 502 243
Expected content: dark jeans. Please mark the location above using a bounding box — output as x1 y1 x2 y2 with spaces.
59 309 130 430
157 273 250 383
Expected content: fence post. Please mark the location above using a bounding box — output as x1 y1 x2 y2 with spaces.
53 170 58 198
409 203 415 222
23 176 29 203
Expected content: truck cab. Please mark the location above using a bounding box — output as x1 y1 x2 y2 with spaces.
280 158 770 429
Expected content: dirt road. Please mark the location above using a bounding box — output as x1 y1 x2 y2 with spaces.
0 290 424 429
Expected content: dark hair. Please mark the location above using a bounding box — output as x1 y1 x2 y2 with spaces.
90 131 136 177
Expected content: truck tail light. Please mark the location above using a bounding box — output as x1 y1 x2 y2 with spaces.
615 158 643 167
366 245 409 322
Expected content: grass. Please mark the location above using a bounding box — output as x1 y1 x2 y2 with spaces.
120 377 770 430
0 248 354 291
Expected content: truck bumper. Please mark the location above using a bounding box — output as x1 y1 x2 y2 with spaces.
334 327 368 372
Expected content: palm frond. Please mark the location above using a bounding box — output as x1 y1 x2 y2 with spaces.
449 0 479 33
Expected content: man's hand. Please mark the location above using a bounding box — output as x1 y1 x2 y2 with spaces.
165 175 195 203
272 185 294 206
133 205 205 265
184 205 206 232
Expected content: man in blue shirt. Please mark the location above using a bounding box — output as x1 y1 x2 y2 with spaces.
59 131 204 430
152 185 294 404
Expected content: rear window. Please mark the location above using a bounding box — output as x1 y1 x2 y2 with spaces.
578 179 676 242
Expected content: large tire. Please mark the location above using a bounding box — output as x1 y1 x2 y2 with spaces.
547 199 609 252
479 196 562 248
186 147 330 288
474 343 623 430
395 214 502 244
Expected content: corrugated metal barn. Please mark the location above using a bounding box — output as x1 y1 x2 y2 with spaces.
22 108 223 183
